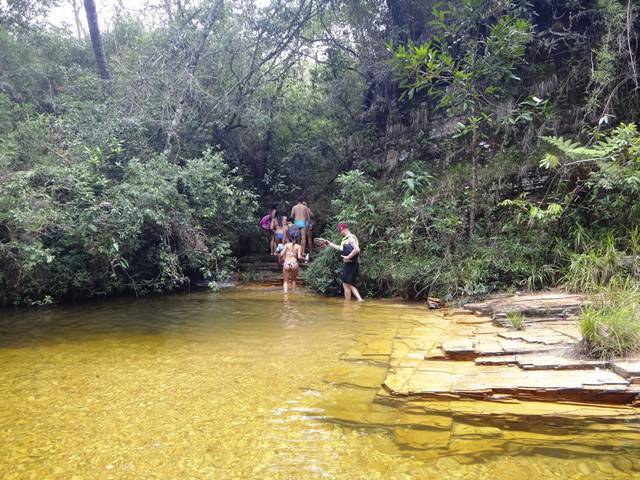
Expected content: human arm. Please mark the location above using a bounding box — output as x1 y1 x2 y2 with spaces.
317 238 341 251
342 241 360 261
341 236 360 261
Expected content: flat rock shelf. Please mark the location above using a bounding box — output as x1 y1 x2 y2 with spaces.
376 291 640 407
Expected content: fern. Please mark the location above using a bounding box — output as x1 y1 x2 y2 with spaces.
540 124 640 169
541 136 601 160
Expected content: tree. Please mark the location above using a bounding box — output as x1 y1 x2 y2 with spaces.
83 0 110 80
163 0 224 162
390 4 533 235
70 0 86 41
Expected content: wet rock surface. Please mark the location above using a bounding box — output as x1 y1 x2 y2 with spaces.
334 305 640 477
379 291 640 406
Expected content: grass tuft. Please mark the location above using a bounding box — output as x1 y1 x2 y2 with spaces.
507 311 526 330
579 280 640 358
563 234 624 292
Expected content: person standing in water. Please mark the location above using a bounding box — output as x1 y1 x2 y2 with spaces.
318 223 363 301
290 198 310 255
279 240 303 293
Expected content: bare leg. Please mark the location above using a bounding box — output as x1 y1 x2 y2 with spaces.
290 266 299 291
343 282 352 301
283 268 289 293
300 227 307 255
349 285 363 302
270 233 276 255
306 227 312 253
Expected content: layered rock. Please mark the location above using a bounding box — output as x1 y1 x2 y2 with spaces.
379 291 640 406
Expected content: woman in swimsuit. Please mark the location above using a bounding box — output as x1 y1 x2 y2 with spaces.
279 240 303 293
267 207 277 255
274 215 288 245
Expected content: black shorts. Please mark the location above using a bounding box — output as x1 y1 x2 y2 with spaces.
342 261 358 284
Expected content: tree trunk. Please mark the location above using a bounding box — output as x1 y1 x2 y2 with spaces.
163 0 174 21
71 0 86 41
469 130 478 236
83 0 110 80
164 0 224 162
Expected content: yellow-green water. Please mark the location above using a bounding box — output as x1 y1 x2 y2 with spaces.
1 286 639 479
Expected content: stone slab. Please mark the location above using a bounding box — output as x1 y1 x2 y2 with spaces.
497 338 558 354
474 340 506 356
381 306 640 406
497 330 573 345
383 362 633 403
425 347 446 360
515 353 607 371
441 339 476 359
611 359 640 379
475 355 517 366
464 290 587 318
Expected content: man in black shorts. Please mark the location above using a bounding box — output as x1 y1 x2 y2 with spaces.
318 223 363 301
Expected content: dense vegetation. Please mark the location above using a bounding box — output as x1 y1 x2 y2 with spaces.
1 0 639 337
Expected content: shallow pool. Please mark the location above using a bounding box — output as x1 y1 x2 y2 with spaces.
1 286 639 479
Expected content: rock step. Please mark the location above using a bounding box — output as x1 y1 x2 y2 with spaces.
238 254 278 263
611 360 640 383
475 353 607 370
383 361 638 404
464 291 587 318
492 315 578 327
494 307 582 318
238 263 308 272
439 334 579 360
239 253 317 264
238 262 282 272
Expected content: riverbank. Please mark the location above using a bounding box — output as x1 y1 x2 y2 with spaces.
378 290 640 406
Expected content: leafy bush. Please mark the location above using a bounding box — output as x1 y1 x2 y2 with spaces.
306 167 553 300
0 148 256 305
579 281 640 358
303 246 343 296
562 230 638 292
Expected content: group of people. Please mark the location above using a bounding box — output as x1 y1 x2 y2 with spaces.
261 199 313 293
260 199 363 300
265 199 314 258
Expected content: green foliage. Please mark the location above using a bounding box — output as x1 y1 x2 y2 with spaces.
303 246 343 296
507 311 525 330
539 124 640 237
579 281 640 358
2 0 640 309
306 163 555 300
499 194 564 227
0 146 256 305
389 5 532 119
562 230 639 293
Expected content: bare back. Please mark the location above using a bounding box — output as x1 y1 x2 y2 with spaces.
291 203 308 222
